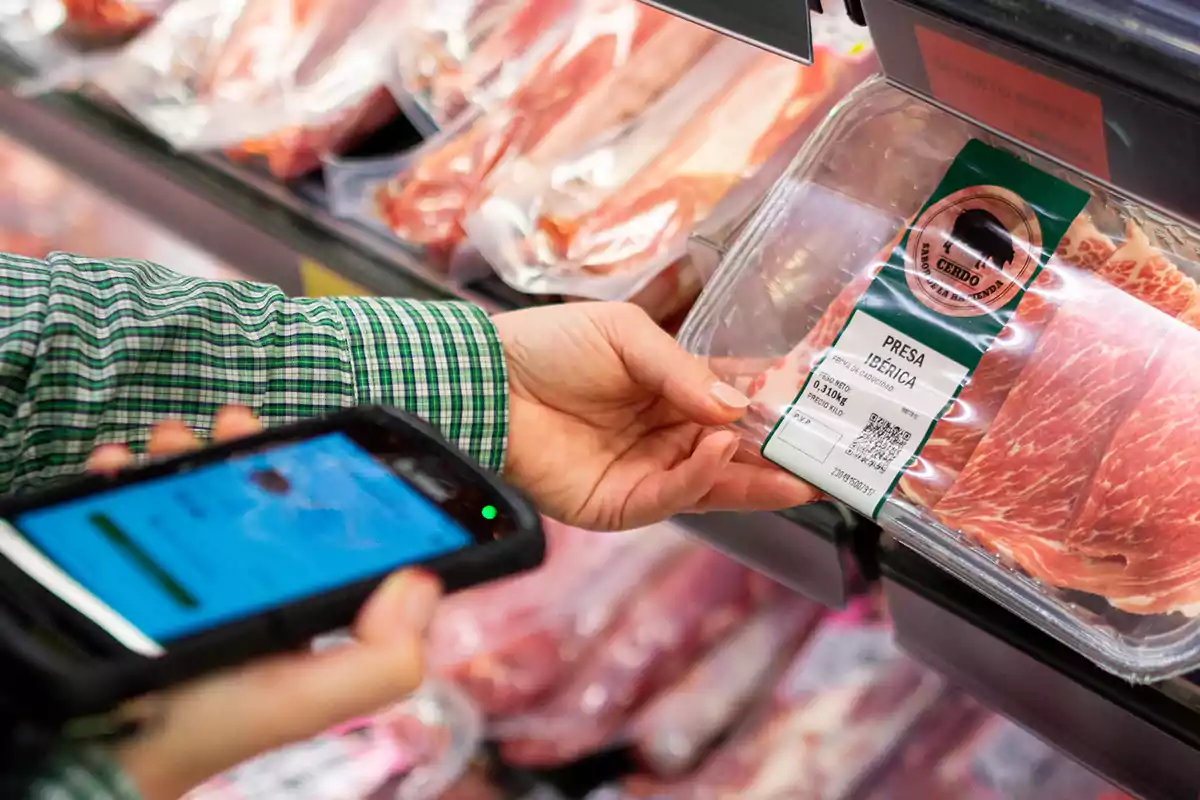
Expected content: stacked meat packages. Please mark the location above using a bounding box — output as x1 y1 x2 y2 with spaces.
860 693 1133 800
360 0 875 323
609 598 944 799
463 11 874 326
89 0 402 179
677 78 1200 681
0 0 168 67
393 0 576 133
428 520 822 771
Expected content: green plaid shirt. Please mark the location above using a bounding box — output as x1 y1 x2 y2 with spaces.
4 253 509 798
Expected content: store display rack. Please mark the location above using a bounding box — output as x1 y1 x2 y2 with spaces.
641 2 1200 798
4 5 1200 795
883 543 1200 800
0 48 874 613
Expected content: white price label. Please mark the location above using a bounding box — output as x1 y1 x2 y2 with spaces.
763 311 969 516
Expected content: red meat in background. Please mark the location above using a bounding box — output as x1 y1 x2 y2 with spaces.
494 546 770 767
429 521 688 716
376 0 718 260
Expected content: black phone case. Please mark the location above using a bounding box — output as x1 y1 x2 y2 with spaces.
0 406 545 724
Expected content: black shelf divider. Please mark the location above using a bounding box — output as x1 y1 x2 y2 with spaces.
882 542 1200 800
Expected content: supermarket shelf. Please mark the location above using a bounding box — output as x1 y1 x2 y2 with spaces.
0 56 867 613
882 542 1200 800
0 65 505 308
680 501 875 609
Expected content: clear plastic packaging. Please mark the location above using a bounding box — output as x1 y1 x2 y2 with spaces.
372 0 722 263
464 23 874 309
429 519 690 717
91 0 399 175
186 680 482 800
392 0 576 134
618 599 945 799
490 545 773 767
862 693 1135 800
625 592 824 777
678 77 1200 682
0 0 168 74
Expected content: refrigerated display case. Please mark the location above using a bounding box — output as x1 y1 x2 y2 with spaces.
0 1 1199 797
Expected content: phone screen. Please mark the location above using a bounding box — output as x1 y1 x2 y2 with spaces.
12 432 473 644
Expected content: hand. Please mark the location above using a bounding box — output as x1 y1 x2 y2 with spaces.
493 303 817 530
86 407 441 800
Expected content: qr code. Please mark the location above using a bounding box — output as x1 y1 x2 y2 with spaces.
846 413 911 474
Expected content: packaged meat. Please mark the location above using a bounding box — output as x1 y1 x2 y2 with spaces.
676 77 1200 681
0 0 167 72
373 0 721 263
92 0 398 176
393 0 576 134
465 21 874 310
621 600 945 800
862 694 1134 800
492 546 772 767
626 592 825 777
187 680 481 800
429 520 690 716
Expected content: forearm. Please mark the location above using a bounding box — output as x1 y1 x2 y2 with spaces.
0 253 507 494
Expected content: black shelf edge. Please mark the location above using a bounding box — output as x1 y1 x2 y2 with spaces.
679 500 876 608
881 541 1200 800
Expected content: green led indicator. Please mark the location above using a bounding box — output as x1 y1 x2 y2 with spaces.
481 505 498 521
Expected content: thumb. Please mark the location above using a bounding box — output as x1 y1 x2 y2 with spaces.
607 305 750 425
117 570 440 799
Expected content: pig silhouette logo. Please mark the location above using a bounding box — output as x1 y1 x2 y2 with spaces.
945 207 1016 273
905 185 1042 318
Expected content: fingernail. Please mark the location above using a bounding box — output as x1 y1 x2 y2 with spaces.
393 571 442 633
710 382 750 409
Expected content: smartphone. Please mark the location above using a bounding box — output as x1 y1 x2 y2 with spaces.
0 407 544 723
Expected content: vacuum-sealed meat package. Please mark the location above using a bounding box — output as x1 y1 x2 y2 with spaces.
465 18 874 315
186 680 482 800
373 0 721 262
626 592 825 777
429 520 689 717
92 0 398 177
0 0 168 72
676 77 1200 682
393 0 576 134
620 599 944 800
863 694 1134 800
491 546 772 767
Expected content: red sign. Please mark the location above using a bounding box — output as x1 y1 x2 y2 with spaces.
916 26 1110 180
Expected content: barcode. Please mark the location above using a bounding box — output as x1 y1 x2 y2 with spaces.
846 413 910 474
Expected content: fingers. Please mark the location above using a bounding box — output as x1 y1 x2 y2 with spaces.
146 420 202 458
213 405 262 442
117 570 440 800
86 444 135 475
620 430 738 528
691 462 820 513
605 305 750 426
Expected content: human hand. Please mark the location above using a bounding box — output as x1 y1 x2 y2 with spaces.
493 303 817 530
86 407 441 800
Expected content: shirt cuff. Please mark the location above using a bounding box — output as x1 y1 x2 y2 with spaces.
28 746 142 800
332 298 509 473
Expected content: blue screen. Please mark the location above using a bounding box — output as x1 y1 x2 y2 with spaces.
15 433 473 643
